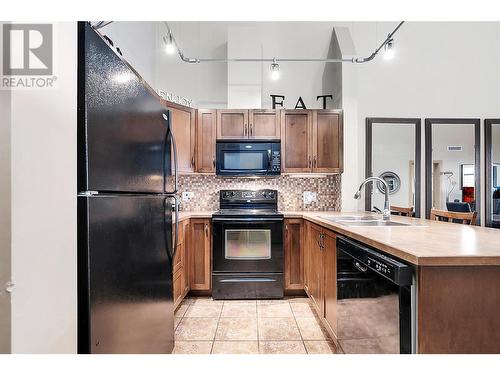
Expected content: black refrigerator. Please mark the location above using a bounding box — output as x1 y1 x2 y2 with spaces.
77 22 179 354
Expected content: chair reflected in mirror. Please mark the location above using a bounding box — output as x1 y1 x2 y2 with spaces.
430 208 477 225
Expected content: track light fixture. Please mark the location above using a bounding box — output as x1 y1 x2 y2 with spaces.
270 58 280 80
163 32 176 55
384 37 395 60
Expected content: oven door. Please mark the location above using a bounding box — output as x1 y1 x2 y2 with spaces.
216 142 272 176
212 217 283 273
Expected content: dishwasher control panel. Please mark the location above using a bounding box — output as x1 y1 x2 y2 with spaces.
366 257 393 278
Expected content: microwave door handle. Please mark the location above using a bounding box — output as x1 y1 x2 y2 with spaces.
268 150 271 169
163 111 178 194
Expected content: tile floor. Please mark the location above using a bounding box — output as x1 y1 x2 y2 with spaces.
173 297 338 354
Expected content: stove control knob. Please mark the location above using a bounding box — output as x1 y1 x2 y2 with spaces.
230 191 236 197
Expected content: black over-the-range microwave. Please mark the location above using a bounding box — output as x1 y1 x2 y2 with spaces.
215 140 281 176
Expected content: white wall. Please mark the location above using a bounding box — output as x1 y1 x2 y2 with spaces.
156 22 228 108
104 22 157 88
8 22 77 353
342 22 500 217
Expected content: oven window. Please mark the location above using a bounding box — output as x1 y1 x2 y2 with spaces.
223 152 264 170
225 229 271 259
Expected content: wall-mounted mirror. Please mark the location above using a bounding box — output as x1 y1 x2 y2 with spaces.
366 118 421 217
485 120 500 228
425 118 480 220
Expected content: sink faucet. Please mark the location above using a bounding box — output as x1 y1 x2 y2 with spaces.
354 177 391 221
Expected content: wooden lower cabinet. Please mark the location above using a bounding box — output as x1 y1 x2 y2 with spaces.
284 219 304 292
305 222 325 316
173 220 190 309
322 229 337 338
189 218 212 291
304 221 338 340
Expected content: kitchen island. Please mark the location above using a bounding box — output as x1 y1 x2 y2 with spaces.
175 210 500 353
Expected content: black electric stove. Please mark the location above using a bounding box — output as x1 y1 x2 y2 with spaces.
212 189 284 299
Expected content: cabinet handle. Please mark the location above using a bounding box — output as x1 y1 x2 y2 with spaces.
250 124 253 137
191 156 195 168
308 156 312 168
244 124 248 136
205 223 209 237
313 156 317 168
213 158 216 168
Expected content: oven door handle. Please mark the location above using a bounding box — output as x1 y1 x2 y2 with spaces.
212 217 283 223
219 277 277 283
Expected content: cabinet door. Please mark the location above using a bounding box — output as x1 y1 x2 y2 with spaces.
281 110 312 172
173 270 184 308
217 109 248 139
303 221 312 294
168 104 196 173
189 218 211 291
249 110 280 139
308 224 324 316
323 229 337 337
284 219 304 292
196 109 217 173
312 110 343 173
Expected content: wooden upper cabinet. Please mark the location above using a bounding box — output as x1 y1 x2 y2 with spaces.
281 110 313 173
249 110 280 139
196 109 217 173
284 219 304 292
167 102 196 173
323 229 337 337
217 109 248 139
312 110 343 173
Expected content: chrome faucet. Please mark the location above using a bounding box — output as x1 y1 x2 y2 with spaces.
354 177 391 221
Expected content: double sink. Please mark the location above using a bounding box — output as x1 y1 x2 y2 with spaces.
321 215 413 227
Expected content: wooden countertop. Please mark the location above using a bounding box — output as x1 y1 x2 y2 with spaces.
176 210 500 266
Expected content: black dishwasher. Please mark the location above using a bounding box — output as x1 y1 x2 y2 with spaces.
336 236 414 354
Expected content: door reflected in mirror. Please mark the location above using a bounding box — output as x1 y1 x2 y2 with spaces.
425 119 480 221
488 122 500 227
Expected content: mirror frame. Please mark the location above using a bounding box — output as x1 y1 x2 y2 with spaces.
485 119 500 228
366 117 422 217
424 118 481 220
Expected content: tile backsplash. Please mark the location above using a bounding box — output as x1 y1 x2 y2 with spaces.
177 174 342 212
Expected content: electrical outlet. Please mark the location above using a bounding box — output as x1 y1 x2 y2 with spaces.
182 191 194 202
303 191 317 205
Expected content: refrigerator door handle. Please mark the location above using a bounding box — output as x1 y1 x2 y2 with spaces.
164 195 179 262
171 195 179 260
163 111 178 194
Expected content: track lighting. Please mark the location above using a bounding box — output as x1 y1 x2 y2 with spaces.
270 58 280 80
383 37 395 60
163 32 176 55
